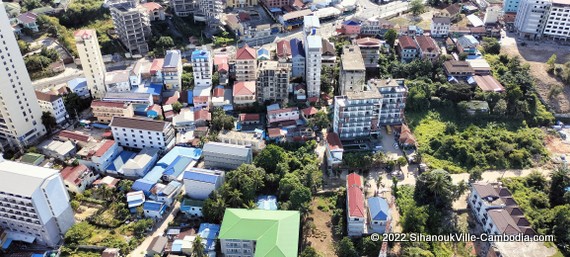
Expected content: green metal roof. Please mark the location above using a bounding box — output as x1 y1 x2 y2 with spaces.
20 153 44 165
219 208 300 257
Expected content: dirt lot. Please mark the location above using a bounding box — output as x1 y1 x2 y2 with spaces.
306 197 336 257
545 134 570 155
500 32 570 113
389 8 441 30
74 204 103 222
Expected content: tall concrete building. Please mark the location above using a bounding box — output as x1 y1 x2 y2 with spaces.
0 155 75 247
339 45 366 95
514 0 570 40
171 0 197 17
191 48 213 88
235 45 257 82
303 16 322 98
256 61 291 103
194 0 224 26
333 88 382 139
163 50 183 91
74 29 107 98
370 78 407 125
543 0 570 40
109 0 151 55
0 3 46 149
503 0 521 12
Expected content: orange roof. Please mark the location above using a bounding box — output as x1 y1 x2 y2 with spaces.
233 81 256 96
194 109 211 121
58 130 90 142
193 96 209 103
92 100 126 108
95 140 115 157
268 128 284 138
326 132 343 150
60 164 90 186
141 2 162 11
74 29 96 38
164 95 179 105
236 45 256 60
302 107 318 116
213 87 224 97
150 58 164 74
238 113 260 122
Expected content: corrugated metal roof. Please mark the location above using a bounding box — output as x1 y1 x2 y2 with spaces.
203 142 251 158
163 50 181 68
367 197 389 221
183 169 220 184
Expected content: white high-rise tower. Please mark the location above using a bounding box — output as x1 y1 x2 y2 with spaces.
74 29 107 98
0 3 46 149
303 16 322 98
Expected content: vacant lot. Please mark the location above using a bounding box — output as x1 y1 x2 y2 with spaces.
501 33 570 113
306 197 336 257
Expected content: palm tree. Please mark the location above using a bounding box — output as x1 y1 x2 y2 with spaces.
426 170 452 208
191 235 207 257
226 189 244 208
243 200 257 210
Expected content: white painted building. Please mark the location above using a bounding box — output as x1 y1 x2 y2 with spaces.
105 70 132 93
543 0 570 40
218 131 266 152
0 3 46 149
60 164 99 194
191 48 213 88
77 140 123 172
74 29 107 98
110 117 175 152
202 142 253 170
333 90 382 139
183 168 225 200
35 91 68 125
325 132 343 169
256 61 290 103
121 147 159 177
372 79 407 125
514 0 551 39
267 107 300 124
346 173 365 237
431 17 451 37
0 156 75 247
304 16 322 98
163 50 183 90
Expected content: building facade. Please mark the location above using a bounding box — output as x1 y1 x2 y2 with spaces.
0 3 46 149
416 35 441 61
218 131 266 152
290 38 305 78
267 107 300 124
256 61 290 103
504 0 521 12
74 30 107 98
183 168 225 200
202 142 253 170
430 17 451 37
77 140 122 172
333 90 382 139
163 50 183 90
109 0 151 55
191 48 213 88
35 91 68 125
543 0 570 40
170 0 197 17
91 101 135 123
372 79 407 125
346 173 365 237
304 16 322 98
233 81 256 106
339 45 366 95
110 117 175 152
397 36 418 63
356 37 382 68
235 45 257 82
0 156 75 247
514 0 551 39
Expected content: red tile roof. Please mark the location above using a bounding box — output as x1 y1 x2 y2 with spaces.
326 132 343 150
347 173 364 218
58 130 90 142
141 2 162 11
35 91 61 102
277 40 292 58
60 164 90 186
213 87 224 97
302 107 318 117
17 12 37 24
415 35 439 52
233 81 256 96
150 58 164 75
73 29 96 38
214 55 229 72
267 107 299 115
146 104 162 113
356 37 382 47
236 45 256 60
238 113 260 122
164 95 179 105
268 128 284 138
474 75 505 92
95 140 115 157
194 109 211 121
92 100 127 108
398 36 417 49
193 96 209 103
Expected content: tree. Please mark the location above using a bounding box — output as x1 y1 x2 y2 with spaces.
117 180 133 193
172 101 183 113
210 107 235 131
202 191 226 223
225 188 244 207
336 237 359 257
414 169 457 209
384 29 397 48
493 99 507 116
191 235 207 257
402 205 428 233
397 156 408 167
182 71 194 90
469 168 483 183
547 54 557 73
550 166 570 206
212 71 220 86
410 0 425 16
308 111 330 131
64 222 95 245
41 111 57 132
402 247 434 257
155 36 174 55
289 186 312 210
18 40 30 54
254 144 288 174
224 164 266 202
360 236 382 257
300 246 321 257
279 173 303 199
132 219 153 237
481 37 501 55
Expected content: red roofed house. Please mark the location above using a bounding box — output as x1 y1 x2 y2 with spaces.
267 107 299 124
150 58 164 82
212 87 229 107
17 12 39 32
235 45 257 82
214 55 230 85
141 2 166 21
237 113 262 131
233 81 256 106
77 140 123 172
301 106 319 118
267 127 285 141
194 109 212 127
60 164 99 193
398 124 417 148
346 173 365 236
325 132 344 169
415 35 440 61
57 130 93 147
397 36 419 63
473 75 505 92
276 40 292 62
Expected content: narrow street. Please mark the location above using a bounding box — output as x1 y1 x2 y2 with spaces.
128 201 181 257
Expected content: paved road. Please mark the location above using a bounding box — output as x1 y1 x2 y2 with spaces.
32 65 84 90
128 201 181 257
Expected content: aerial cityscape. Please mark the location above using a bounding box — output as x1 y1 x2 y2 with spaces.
0 0 569 256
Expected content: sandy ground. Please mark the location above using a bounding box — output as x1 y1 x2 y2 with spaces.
306 198 336 257
500 31 570 113
74 205 102 222
545 134 570 155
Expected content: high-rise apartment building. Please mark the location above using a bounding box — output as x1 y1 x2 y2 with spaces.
171 0 197 17
0 155 75 247
303 16 322 98
194 0 224 26
235 45 257 82
163 50 183 91
0 3 46 149
333 89 382 139
543 0 570 40
256 61 291 103
504 0 521 12
109 0 151 55
339 45 366 95
369 79 407 125
514 0 570 40
191 48 213 88
74 29 107 98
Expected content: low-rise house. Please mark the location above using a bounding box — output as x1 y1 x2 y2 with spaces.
143 200 167 219
93 176 120 188
92 100 135 124
57 130 93 147
103 92 154 108
110 116 176 152
40 140 76 161
219 208 300 257
456 35 480 55
20 153 45 166
218 130 266 152
398 124 417 148
67 77 90 98
105 70 132 92
367 197 390 233
202 142 253 170
193 86 212 109
214 55 229 85
467 59 492 75
257 48 271 61
172 108 195 130
183 168 224 201
121 147 160 177
146 104 162 119
444 60 475 79
267 107 300 124
233 81 256 106
397 36 418 63
431 16 451 37
107 150 137 175
17 12 39 32
127 190 146 208
338 20 361 37
346 173 365 237
325 132 344 170
146 236 168 256
180 198 204 217
321 38 337 68
301 106 318 119
441 3 462 21
211 86 229 107
102 248 121 257
473 75 505 92
197 223 220 257
236 113 262 132
141 2 165 21
60 164 99 193
359 16 394 36
416 35 440 61
194 109 211 127
35 91 68 125
77 140 122 172
150 180 182 206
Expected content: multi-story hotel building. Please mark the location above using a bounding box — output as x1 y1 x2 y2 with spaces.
35 91 68 125
191 48 213 88
110 117 175 152
109 0 151 55
91 100 135 123
235 45 257 82
370 79 407 125
162 50 183 90
256 61 290 103
303 16 322 98
74 29 107 98
333 89 382 139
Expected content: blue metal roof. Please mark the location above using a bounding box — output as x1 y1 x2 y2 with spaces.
2 238 12 250
163 156 194 176
270 7 282 12
198 223 220 251
107 151 137 172
256 195 278 210
257 48 270 56
164 50 181 68
290 38 305 57
367 197 390 221
183 169 219 184
191 49 210 60
133 83 163 95
342 20 360 26
67 77 87 90
187 90 193 104
132 179 156 192
143 200 165 211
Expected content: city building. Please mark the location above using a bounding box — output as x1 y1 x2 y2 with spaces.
183 167 225 200
473 75 505 92
219 208 300 257
356 37 382 68
218 130 266 152
484 5 501 24
56 130 93 147
504 0 521 13
321 38 337 68
456 35 480 55
0 3 46 149
0 156 75 247
191 49 213 88
346 173 365 237
467 59 492 75
237 113 262 132
233 81 256 106
60 164 99 194
359 16 394 37
267 107 300 124
109 0 151 55
35 91 68 125
333 89 382 139
193 0 224 26
228 0 257 7
367 197 390 233
261 0 286 8
150 180 183 206
141 2 165 21
163 50 183 90
443 60 475 78
202 142 253 170
66 78 90 98
279 9 312 31
110 117 175 152
39 140 76 161
91 100 135 123
235 45 257 82
180 198 204 217
105 70 132 92
290 38 306 78
74 29 107 98
143 200 166 218
396 36 418 63
119 147 159 177
256 61 291 103
19 152 45 166
543 0 570 40
304 16 322 98
415 35 440 61
276 39 292 63
430 16 451 37
214 54 229 85
370 79 408 125
16 12 39 32
339 45 366 95
77 140 122 172
170 0 197 17
325 132 343 170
